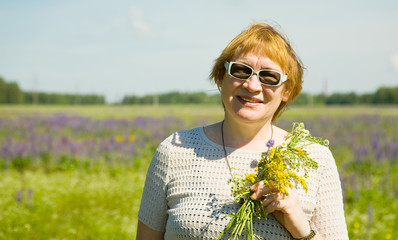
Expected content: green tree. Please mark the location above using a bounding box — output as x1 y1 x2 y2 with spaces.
291 93 313 106
373 87 398 104
358 93 374 104
5 81 23 104
0 77 7 103
326 92 358 105
313 94 327 105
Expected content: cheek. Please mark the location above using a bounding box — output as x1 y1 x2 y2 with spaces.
220 76 241 92
263 87 285 102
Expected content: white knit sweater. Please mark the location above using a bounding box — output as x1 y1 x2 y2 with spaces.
138 127 348 239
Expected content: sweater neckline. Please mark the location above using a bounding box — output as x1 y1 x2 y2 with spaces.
198 126 264 155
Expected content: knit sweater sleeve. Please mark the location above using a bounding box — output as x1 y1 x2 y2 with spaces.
137 136 171 232
310 145 349 239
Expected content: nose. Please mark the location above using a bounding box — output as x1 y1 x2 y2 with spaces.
243 73 262 92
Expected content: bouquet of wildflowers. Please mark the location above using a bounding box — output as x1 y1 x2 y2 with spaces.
216 122 329 240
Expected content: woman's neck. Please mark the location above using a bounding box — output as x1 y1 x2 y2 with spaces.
222 117 273 151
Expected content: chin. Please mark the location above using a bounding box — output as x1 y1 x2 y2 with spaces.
233 109 269 123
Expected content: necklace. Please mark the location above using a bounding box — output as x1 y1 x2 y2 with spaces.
221 120 274 178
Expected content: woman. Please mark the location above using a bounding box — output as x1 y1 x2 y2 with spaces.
137 21 348 240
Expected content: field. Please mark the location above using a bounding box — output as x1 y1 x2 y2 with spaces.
0 104 397 239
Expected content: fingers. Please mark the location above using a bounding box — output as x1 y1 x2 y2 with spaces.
265 198 282 214
263 189 302 216
261 192 281 206
262 192 286 214
250 182 301 215
250 180 261 192
250 181 273 199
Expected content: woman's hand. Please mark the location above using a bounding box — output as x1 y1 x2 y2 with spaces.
250 181 313 239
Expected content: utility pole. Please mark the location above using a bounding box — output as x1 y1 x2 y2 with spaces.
323 78 328 96
153 93 159 107
75 84 80 105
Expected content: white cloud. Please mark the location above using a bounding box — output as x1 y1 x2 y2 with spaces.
130 7 154 38
391 54 398 71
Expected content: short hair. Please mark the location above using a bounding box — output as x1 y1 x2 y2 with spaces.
209 21 304 121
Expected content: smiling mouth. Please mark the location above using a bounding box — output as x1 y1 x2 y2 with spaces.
238 96 263 104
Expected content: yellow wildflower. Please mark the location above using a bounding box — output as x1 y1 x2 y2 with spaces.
268 147 275 159
354 222 360 229
296 147 308 156
129 134 136 142
244 173 256 183
114 135 124 142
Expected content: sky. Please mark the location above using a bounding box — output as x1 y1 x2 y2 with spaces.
1 0 398 103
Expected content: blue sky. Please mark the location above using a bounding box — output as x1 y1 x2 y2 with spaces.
1 0 397 103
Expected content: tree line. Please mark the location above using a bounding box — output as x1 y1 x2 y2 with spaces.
1 76 397 105
0 77 105 104
292 87 398 105
122 86 398 105
121 91 221 105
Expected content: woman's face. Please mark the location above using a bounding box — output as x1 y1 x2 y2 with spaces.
220 52 289 124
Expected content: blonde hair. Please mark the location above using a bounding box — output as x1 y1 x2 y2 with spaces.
209 21 304 121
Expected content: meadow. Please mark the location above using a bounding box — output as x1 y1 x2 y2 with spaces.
0 104 397 240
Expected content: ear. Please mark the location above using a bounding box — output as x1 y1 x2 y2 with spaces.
281 87 291 102
217 80 223 92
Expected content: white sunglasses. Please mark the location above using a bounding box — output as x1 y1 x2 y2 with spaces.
224 61 288 87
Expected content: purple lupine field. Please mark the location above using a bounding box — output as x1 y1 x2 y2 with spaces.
0 114 187 171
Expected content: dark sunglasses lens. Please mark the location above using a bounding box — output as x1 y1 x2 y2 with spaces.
230 63 252 79
259 71 281 85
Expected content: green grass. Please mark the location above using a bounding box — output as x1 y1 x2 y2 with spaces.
0 168 146 240
1 104 397 120
0 104 224 120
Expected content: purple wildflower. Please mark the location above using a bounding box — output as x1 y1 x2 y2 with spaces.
15 190 23 203
28 188 34 201
266 139 275 148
